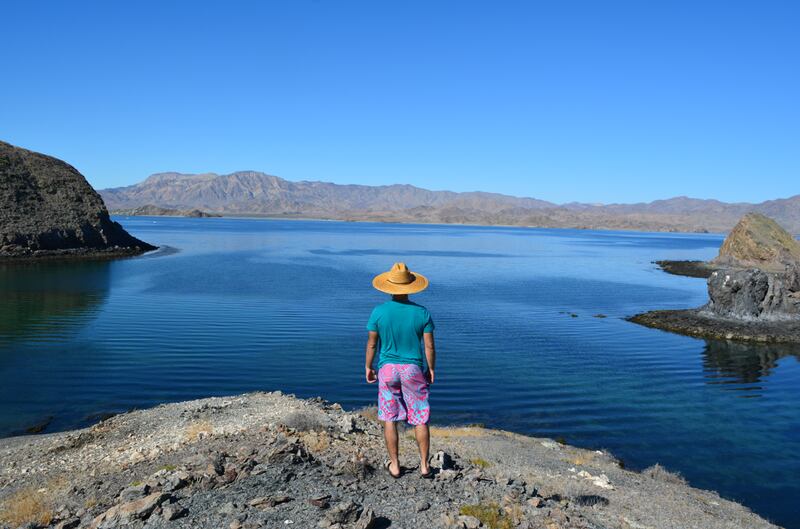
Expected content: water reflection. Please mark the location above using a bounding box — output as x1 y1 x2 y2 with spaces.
0 261 110 346
702 339 800 390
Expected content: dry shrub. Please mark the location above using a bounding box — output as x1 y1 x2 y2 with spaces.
303 431 331 453
0 487 54 526
566 452 595 466
355 406 379 423
459 502 513 529
642 463 687 485
429 426 485 438
279 411 328 432
470 457 491 468
184 420 213 441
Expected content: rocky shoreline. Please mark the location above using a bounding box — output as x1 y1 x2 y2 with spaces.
0 392 778 529
628 309 800 343
653 260 716 278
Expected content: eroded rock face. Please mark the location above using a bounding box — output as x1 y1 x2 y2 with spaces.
0 140 155 258
703 267 800 321
711 212 800 272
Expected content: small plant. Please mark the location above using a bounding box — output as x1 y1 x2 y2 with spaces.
159 464 177 472
0 487 54 527
470 457 491 468
129 481 143 487
279 411 328 432
459 502 513 529
355 406 379 423
303 431 330 453
555 436 568 445
184 420 213 441
642 463 687 485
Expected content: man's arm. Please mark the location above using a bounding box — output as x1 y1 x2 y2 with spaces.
423 332 436 384
365 331 379 383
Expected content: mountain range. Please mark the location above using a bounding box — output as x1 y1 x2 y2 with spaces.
100 171 800 234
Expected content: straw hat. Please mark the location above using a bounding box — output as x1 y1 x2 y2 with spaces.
372 262 429 294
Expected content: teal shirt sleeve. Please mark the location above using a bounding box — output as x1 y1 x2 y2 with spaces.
366 307 379 332
423 309 434 333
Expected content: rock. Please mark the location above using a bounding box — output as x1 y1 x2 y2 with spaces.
0 140 155 259
416 500 431 512
320 500 363 526
309 495 331 509
89 492 171 528
162 501 188 520
54 518 81 529
437 469 459 481
432 451 455 470
163 470 190 492
218 501 239 515
119 482 150 502
704 267 800 320
338 414 356 434
208 453 226 476
458 514 481 529
222 466 238 483
248 495 292 509
355 507 377 529
528 497 543 508
711 213 800 272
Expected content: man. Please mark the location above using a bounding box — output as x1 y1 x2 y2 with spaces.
365 262 436 479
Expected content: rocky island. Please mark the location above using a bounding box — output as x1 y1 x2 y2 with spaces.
0 141 155 260
631 213 800 342
0 392 777 529
111 205 222 218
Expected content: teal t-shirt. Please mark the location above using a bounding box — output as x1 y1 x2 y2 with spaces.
366 300 435 368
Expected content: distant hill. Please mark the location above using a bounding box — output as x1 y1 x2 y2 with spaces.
100 171 800 234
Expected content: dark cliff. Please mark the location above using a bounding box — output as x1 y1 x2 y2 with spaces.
0 141 155 259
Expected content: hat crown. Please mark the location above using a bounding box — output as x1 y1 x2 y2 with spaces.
387 262 414 284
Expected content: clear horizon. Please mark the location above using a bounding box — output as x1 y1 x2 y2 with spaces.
1 1 798 204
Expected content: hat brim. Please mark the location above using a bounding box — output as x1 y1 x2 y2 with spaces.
372 271 429 294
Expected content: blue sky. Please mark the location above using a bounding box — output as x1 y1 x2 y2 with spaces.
1 1 797 203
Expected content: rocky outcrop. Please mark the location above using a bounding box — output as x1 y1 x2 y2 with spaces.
703 266 800 320
711 212 800 271
0 392 779 529
0 140 155 259
632 214 800 342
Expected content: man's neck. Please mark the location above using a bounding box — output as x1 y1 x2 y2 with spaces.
392 294 409 302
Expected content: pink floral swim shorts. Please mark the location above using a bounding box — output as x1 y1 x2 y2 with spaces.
377 363 430 425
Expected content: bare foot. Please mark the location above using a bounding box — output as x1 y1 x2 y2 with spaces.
388 460 401 477
420 461 431 476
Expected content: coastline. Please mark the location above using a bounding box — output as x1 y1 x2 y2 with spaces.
0 246 157 264
628 309 800 343
114 212 731 237
0 392 778 529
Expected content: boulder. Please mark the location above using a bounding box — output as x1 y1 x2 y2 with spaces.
711 212 800 272
0 140 155 258
704 267 800 320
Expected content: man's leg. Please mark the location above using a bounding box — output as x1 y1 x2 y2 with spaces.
383 420 400 475
415 423 430 474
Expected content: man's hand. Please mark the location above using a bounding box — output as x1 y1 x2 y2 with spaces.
365 366 377 383
425 368 435 384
